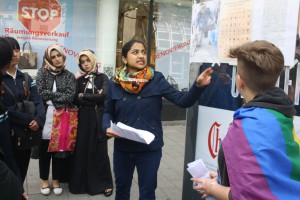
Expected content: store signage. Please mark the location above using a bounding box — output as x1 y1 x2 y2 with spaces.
155 40 190 59
208 122 222 159
18 0 62 32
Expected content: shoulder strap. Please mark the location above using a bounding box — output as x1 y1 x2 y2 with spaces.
3 84 18 103
24 72 30 101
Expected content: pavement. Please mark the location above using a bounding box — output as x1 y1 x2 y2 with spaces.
25 121 187 200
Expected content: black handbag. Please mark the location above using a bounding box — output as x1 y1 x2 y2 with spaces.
4 73 42 150
11 126 42 150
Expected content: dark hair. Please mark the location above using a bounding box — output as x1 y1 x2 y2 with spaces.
122 40 146 58
5 37 20 50
229 40 284 92
0 38 13 68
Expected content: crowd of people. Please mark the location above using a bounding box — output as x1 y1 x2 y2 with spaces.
0 37 115 199
0 36 300 200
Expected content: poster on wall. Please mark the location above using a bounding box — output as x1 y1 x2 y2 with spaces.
190 0 299 66
190 0 300 171
0 0 98 76
217 0 253 63
251 0 299 66
190 0 220 63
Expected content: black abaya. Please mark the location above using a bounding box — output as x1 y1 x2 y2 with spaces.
68 73 113 195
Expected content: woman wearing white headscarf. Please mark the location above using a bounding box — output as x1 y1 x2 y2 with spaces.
68 50 113 196
36 44 76 196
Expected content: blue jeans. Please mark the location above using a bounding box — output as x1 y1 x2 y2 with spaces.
113 148 162 200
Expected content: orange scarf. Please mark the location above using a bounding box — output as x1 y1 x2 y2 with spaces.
113 66 154 94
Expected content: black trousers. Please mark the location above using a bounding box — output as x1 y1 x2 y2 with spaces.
39 139 62 180
13 148 31 183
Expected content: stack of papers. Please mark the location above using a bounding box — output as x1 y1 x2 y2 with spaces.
110 121 155 144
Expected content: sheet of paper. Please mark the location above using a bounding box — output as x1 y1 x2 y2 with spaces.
187 159 217 200
187 159 210 179
110 121 155 145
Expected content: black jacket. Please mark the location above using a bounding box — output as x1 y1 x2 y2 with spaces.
2 69 45 128
0 148 23 200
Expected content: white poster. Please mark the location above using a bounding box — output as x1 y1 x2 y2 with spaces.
190 0 300 65
251 0 300 66
195 106 300 171
218 0 253 62
195 106 234 171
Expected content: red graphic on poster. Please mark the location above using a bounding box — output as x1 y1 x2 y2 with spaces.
18 0 62 32
208 122 222 159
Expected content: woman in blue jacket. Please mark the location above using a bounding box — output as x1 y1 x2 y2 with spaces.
2 37 45 190
0 37 24 200
3 37 45 182
103 40 213 200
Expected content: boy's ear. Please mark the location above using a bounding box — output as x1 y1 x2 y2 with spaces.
236 74 244 90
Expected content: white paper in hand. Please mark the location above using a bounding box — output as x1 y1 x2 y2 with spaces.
187 159 217 200
187 159 210 179
110 121 155 144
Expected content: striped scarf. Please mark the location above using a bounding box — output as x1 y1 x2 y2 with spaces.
223 107 300 200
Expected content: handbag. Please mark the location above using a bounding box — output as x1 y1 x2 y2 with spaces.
11 126 42 150
48 106 78 152
4 73 42 150
19 42 38 69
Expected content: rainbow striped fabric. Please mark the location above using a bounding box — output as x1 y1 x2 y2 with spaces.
222 107 300 200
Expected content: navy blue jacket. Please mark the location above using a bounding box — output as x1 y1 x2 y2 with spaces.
103 71 205 152
2 69 45 128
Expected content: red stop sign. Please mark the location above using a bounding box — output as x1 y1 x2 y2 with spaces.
18 0 62 32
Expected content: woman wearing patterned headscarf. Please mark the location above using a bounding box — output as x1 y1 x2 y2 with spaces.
68 50 113 196
36 44 76 196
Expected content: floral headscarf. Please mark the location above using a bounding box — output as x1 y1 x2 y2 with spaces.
43 44 66 73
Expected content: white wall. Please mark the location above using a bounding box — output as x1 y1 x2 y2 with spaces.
96 0 119 76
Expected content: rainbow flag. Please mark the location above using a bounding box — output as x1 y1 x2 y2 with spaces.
222 107 300 200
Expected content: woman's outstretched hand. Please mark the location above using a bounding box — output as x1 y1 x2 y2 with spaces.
106 128 120 138
195 67 213 88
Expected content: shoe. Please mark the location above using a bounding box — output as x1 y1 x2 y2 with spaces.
53 187 63 195
104 188 113 197
40 185 50 196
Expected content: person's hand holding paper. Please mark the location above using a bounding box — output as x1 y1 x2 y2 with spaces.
187 159 210 179
106 127 121 138
110 121 155 144
187 159 217 200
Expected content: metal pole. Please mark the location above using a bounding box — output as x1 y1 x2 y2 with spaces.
147 0 154 66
